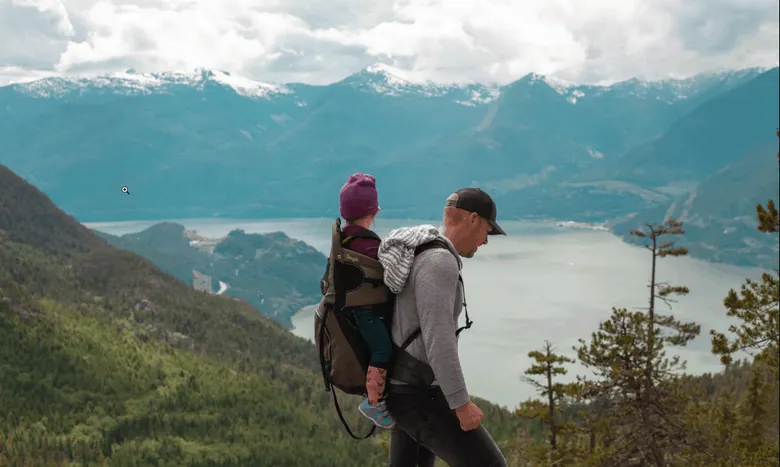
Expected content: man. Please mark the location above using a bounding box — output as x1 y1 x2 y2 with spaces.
376 187 508 467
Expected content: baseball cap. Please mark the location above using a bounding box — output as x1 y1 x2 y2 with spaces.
445 187 506 235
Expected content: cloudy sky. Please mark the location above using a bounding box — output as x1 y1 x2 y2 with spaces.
1 0 778 86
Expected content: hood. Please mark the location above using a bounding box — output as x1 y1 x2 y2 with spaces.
378 224 460 294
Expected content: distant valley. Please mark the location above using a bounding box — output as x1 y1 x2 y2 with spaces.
95 222 326 328
1 64 777 269
612 139 780 270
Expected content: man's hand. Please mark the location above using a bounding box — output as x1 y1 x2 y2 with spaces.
454 400 483 431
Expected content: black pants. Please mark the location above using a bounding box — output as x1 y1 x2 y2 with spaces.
385 384 508 467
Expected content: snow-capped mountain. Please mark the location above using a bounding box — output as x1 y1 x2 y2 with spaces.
6 63 502 108
11 68 293 100
519 67 770 105
3 62 767 111
0 63 775 260
336 63 501 106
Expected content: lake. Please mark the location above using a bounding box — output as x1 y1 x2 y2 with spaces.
85 217 764 410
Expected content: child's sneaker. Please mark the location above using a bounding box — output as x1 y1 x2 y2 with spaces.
358 398 395 428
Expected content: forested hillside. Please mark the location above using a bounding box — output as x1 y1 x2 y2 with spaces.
0 164 520 466
95 222 325 328
612 139 780 269
1 156 778 466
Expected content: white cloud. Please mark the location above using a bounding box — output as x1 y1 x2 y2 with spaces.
0 0 777 86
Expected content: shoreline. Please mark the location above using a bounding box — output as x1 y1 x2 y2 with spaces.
84 216 772 274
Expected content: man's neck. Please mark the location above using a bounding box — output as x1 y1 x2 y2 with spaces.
443 229 466 256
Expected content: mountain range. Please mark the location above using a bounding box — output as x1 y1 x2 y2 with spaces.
0 63 777 267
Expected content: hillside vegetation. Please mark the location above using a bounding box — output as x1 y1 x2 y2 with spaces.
0 164 521 466
613 139 780 269
95 223 325 328
1 155 778 466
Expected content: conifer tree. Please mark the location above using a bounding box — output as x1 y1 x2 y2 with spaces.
736 364 772 453
516 340 578 463
574 219 703 467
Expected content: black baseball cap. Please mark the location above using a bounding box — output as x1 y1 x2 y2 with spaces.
445 187 506 235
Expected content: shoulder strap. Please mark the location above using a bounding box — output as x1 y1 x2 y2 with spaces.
341 228 381 248
455 275 472 336
413 238 449 256
398 238 473 352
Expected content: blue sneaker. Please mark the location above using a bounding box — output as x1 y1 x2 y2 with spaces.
358 398 395 428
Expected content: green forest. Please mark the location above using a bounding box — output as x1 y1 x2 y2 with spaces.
95 223 327 329
0 131 778 467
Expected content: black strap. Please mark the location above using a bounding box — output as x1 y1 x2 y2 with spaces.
318 305 332 391
363 277 384 288
455 276 472 336
399 240 474 349
330 381 376 440
341 228 381 246
398 274 472 346
413 238 450 256
400 328 422 351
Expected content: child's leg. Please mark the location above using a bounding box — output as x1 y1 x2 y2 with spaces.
352 307 393 404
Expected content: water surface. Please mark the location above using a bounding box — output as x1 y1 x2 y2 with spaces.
87 217 762 409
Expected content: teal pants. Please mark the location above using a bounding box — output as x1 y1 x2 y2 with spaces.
349 307 393 370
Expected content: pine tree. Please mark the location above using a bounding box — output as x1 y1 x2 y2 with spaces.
515 341 579 464
736 364 770 452
710 276 780 373
574 219 703 466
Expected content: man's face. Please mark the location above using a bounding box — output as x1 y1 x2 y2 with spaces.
459 214 492 258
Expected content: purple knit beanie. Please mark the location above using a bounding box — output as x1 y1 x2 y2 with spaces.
339 173 379 220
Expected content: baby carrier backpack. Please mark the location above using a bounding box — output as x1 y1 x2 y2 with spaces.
315 218 472 439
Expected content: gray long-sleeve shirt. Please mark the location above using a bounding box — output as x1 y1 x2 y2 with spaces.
387 243 469 409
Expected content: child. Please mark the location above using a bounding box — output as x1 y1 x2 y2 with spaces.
338 172 395 429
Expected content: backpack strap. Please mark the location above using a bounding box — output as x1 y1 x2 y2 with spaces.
413 238 450 256
331 390 375 440
341 226 381 247
412 238 472 336
395 276 471 347
455 275 472 336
